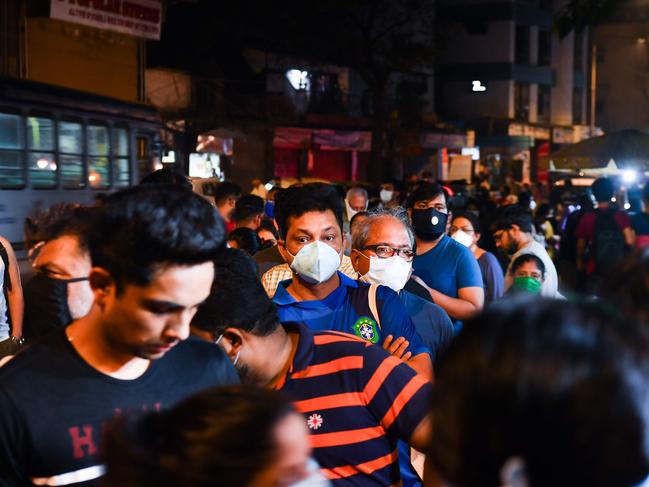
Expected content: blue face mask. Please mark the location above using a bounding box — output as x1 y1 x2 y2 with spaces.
264 201 274 219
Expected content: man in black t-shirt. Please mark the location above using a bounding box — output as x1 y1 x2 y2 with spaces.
0 185 238 487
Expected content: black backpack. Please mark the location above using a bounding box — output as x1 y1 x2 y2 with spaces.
592 209 625 275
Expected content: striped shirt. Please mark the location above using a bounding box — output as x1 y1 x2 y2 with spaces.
276 323 431 486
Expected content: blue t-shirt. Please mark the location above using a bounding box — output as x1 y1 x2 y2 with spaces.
413 235 483 298
273 272 429 357
477 251 504 303
399 290 453 362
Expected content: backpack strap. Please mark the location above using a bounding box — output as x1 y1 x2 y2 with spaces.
368 283 382 330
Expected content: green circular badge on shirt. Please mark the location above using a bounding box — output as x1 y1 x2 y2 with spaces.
352 317 380 344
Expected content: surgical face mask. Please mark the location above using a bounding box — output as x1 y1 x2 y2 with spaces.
289 458 330 487
380 189 394 203
288 241 341 284
452 229 473 248
359 254 411 292
23 273 90 338
512 276 542 294
411 208 448 241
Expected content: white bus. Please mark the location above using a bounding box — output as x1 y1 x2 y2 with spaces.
0 78 162 254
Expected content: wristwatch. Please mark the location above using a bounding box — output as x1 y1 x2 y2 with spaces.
10 336 24 346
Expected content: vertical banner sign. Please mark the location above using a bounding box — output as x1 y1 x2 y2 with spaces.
50 0 162 40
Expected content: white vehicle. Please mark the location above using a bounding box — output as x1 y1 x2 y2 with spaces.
0 78 162 255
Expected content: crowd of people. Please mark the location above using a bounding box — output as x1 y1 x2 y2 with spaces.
0 167 648 487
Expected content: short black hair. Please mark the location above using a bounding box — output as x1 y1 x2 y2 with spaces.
88 185 225 291
274 183 344 240
213 181 242 206
234 195 265 223
405 182 448 209
258 219 279 241
510 253 546 278
492 205 534 234
192 248 279 337
24 203 97 252
139 168 192 191
591 177 615 203
429 298 649 487
227 228 260 255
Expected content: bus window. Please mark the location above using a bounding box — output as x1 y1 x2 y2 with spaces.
58 121 84 189
113 127 130 188
27 116 56 189
0 113 25 188
88 124 110 189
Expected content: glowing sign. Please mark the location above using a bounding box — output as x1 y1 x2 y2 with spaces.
472 80 487 92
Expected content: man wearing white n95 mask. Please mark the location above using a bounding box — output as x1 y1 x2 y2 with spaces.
274 183 432 380
349 207 453 364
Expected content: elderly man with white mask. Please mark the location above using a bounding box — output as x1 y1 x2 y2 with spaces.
350 207 453 363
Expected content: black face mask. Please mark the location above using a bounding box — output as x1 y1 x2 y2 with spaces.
23 273 88 340
412 208 448 241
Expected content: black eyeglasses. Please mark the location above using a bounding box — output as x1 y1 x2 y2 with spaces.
362 245 415 262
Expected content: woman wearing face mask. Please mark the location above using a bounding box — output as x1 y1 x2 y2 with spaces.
507 253 545 296
104 386 328 487
449 212 504 302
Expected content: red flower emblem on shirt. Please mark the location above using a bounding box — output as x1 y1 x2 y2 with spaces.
307 413 323 430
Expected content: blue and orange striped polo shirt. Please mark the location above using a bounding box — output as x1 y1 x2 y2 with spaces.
276 323 432 486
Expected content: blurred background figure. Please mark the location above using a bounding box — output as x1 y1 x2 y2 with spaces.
250 178 268 199
631 182 649 250
426 299 649 487
0 235 22 359
234 195 265 231
214 182 243 234
104 386 325 487
139 168 192 191
257 219 279 249
449 212 504 303
605 249 649 325
228 227 261 256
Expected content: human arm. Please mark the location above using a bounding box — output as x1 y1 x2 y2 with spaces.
361 345 433 450
576 238 587 272
411 275 484 320
378 288 432 380
624 227 636 248
0 238 23 340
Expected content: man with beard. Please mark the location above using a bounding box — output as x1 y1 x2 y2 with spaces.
0 186 238 486
406 183 484 324
22 204 97 341
493 205 560 298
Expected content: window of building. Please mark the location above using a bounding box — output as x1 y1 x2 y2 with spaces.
537 85 551 123
514 82 530 121
0 112 24 188
27 116 56 189
58 121 84 189
113 127 130 188
515 25 531 64
538 30 552 66
87 124 110 189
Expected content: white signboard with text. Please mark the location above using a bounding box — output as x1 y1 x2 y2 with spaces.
50 0 161 40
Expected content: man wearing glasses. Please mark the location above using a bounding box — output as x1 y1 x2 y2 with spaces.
350 207 453 363
271 183 432 380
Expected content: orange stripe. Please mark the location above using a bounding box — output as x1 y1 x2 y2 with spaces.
313 334 363 345
321 448 398 479
321 330 366 341
291 356 363 379
309 425 384 448
381 375 427 429
293 392 364 413
362 355 402 402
